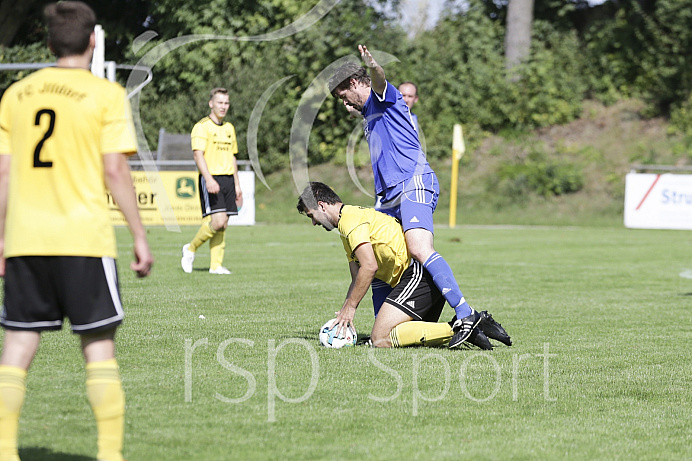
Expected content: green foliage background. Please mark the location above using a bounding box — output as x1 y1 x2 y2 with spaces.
1 0 690 193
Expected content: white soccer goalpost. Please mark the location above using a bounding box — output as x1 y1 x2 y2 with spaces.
0 26 255 227
90 24 105 78
0 25 151 96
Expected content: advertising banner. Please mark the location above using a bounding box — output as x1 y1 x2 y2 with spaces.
624 172 692 230
109 170 255 226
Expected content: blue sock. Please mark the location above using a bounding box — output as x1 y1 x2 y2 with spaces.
424 252 472 318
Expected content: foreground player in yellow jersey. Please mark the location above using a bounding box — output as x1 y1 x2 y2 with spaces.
181 88 243 275
297 182 511 349
0 3 153 461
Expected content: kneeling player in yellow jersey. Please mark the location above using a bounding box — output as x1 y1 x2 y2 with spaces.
297 182 510 349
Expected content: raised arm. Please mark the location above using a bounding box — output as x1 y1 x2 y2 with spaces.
359 45 386 96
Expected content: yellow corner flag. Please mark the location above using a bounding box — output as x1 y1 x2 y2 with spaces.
449 124 465 228
453 124 465 160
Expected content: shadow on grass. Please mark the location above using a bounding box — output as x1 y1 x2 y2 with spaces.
294 328 516 350
293 333 317 340
19 447 91 461
293 332 372 347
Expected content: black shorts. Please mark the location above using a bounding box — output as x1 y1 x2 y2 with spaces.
385 260 446 322
1 256 123 334
199 174 238 217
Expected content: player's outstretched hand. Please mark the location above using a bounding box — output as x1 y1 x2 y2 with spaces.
333 304 356 337
358 45 377 69
131 238 153 278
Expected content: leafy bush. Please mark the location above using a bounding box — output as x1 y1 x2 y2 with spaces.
669 94 692 137
509 21 586 128
396 2 587 162
130 0 405 174
669 95 692 162
0 43 53 98
491 150 584 199
583 0 692 114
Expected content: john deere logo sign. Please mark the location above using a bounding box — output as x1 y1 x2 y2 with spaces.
176 177 196 198
110 171 252 226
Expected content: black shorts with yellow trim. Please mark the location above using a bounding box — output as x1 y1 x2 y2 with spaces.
385 260 446 322
199 174 238 217
1 256 123 334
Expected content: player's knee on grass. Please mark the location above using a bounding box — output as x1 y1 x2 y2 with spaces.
370 328 393 348
371 303 412 348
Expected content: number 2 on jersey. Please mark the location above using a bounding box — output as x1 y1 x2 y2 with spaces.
34 109 55 168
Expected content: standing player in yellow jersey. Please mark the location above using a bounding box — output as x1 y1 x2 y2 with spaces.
0 3 153 461
297 182 511 349
181 88 242 275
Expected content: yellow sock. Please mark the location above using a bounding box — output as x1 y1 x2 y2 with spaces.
189 217 215 252
86 359 124 461
0 366 27 461
209 229 226 270
389 321 454 348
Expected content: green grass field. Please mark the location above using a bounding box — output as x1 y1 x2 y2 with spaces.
4 224 691 460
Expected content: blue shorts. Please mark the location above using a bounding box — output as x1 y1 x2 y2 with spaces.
375 173 439 233
371 278 393 317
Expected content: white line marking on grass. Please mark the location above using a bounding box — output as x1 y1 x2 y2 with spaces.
679 269 692 279
458 224 583 231
266 241 323 246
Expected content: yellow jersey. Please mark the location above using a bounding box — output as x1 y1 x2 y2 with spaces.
190 117 238 175
0 67 137 258
338 205 411 287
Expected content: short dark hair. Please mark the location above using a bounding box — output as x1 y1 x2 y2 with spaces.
210 88 228 100
297 182 342 214
328 61 371 98
44 1 96 58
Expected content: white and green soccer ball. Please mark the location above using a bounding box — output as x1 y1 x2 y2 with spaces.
319 318 357 348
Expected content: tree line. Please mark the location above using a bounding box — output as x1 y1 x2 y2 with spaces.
1 0 690 172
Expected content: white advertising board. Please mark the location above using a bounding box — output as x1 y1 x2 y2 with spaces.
227 171 256 226
624 172 692 230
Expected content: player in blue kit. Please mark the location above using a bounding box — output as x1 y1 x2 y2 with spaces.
398 81 419 133
328 45 481 348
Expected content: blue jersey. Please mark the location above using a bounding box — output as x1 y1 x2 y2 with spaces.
362 81 433 196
